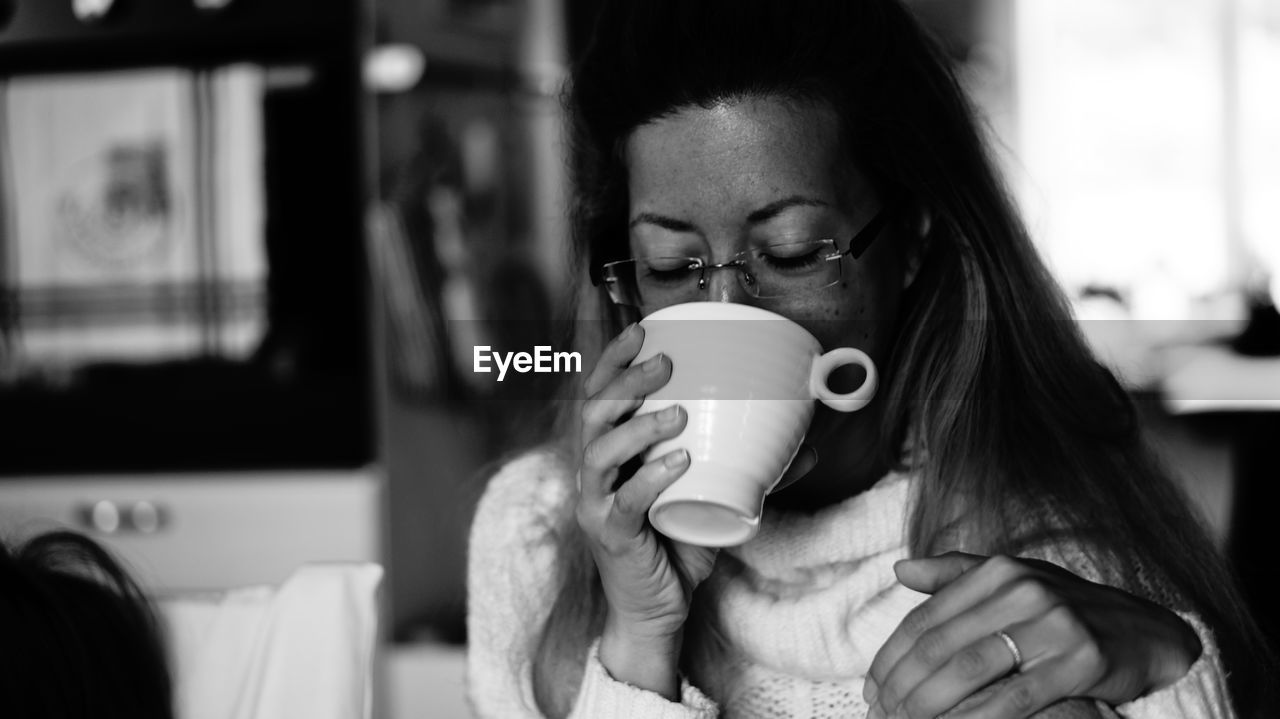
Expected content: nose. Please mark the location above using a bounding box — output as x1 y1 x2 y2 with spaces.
703 264 754 304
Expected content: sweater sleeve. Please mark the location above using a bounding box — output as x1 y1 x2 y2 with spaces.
569 638 719 719
1112 611 1235 719
1021 542 1237 719
466 451 575 718
465 451 721 719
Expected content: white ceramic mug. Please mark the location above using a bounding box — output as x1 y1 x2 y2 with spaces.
633 302 878 547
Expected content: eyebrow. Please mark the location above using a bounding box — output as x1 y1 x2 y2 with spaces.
629 195 830 231
745 196 829 224
629 213 696 232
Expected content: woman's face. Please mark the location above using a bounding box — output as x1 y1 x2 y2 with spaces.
624 95 911 504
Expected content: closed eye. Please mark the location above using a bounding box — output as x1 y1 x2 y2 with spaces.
638 258 702 284
753 243 834 274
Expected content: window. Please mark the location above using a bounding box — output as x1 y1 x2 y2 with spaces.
1013 0 1280 311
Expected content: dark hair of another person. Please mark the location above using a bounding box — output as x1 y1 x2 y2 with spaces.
520 1 1279 717
0 530 173 719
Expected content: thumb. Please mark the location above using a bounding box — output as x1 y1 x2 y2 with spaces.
894 552 985 594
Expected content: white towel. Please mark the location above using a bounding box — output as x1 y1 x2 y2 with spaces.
159 563 383 719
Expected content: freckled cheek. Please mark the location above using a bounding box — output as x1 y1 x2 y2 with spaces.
800 281 897 361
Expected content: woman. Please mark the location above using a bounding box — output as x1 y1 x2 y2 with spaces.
467 1 1274 717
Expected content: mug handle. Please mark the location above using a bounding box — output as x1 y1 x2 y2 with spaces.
810 347 878 412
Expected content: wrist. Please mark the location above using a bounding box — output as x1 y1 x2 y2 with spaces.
598 615 685 701
1149 610 1205 692
1169 612 1204 677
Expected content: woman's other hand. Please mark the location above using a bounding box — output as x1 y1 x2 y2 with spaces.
576 323 718 699
864 552 1203 719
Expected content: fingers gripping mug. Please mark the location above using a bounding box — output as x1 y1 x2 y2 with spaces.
632 302 878 547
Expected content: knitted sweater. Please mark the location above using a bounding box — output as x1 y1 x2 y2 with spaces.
466 451 1237 718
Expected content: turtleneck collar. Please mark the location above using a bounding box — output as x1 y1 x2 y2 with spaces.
727 469 915 581
694 470 926 682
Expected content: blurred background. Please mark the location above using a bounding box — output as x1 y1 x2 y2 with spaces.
0 1 1276 717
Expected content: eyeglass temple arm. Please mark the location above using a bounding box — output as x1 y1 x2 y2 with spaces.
845 208 891 259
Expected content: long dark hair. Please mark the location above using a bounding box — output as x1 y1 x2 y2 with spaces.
529 1 1275 715
0 531 174 719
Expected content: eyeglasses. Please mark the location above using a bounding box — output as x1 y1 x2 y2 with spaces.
599 207 889 308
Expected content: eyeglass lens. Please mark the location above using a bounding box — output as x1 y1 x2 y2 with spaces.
606 241 843 307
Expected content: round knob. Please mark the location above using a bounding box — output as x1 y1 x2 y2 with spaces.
130 501 163 534
71 0 116 23
91 500 121 533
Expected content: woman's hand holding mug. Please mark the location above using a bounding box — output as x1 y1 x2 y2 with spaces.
576 323 717 700
577 316 838 699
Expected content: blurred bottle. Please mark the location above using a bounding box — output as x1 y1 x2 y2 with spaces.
1232 267 1280 356
515 0 571 300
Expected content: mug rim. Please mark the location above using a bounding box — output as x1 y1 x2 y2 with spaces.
639 301 795 324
